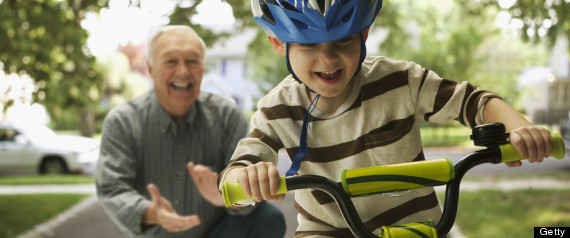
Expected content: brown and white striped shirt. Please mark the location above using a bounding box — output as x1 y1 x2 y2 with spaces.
222 56 499 237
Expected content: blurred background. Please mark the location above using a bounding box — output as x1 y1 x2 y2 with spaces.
0 0 569 237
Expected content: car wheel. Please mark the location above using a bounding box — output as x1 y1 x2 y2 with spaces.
40 157 68 174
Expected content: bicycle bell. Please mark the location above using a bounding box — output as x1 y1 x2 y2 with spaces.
470 123 510 147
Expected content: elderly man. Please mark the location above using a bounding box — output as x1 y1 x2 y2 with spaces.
95 25 285 238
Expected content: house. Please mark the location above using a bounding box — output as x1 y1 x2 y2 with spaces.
519 35 570 126
202 27 260 111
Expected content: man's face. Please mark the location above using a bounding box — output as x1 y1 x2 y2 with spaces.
287 33 361 99
148 29 205 121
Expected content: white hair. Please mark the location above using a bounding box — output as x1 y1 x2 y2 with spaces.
146 25 207 67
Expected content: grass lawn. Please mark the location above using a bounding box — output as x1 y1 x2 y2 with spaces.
439 189 570 238
0 194 90 238
463 170 570 181
0 174 94 185
420 126 473 147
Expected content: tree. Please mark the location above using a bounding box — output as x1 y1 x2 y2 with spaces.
487 0 570 46
0 0 109 136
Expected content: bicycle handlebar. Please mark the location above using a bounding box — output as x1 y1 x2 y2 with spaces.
222 132 566 237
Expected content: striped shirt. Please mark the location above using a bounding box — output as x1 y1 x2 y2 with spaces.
95 89 249 238
222 56 499 237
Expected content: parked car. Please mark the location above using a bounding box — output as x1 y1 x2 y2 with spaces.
0 123 99 175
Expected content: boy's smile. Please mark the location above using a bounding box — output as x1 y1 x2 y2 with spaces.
288 33 361 99
314 69 343 85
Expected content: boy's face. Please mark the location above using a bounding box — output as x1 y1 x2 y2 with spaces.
287 33 361 98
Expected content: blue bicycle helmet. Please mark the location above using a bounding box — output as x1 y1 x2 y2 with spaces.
252 0 383 83
251 0 383 44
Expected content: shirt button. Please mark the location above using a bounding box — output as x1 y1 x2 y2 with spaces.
176 171 182 176
175 200 180 205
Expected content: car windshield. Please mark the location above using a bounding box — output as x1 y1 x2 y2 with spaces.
19 124 58 145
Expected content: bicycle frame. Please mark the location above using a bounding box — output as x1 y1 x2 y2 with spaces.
222 124 566 237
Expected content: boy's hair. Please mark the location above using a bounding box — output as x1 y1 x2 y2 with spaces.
251 0 383 44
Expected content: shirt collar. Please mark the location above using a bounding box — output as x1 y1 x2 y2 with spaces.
150 92 199 134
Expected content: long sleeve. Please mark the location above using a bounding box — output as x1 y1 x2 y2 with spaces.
408 65 501 128
95 109 154 236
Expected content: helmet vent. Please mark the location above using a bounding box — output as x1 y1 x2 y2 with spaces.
341 7 354 22
281 1 300 12
292 19 309 29
260 0 277 25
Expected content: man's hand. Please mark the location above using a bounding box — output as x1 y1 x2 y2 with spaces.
143 184 201 232
187 162 225 207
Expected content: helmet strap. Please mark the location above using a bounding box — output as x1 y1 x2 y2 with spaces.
284 42 303 84
354 32 367 78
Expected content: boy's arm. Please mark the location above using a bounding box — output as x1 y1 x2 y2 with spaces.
483 98 552 167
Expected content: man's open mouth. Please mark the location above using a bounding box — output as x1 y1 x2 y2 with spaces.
171 82 192 90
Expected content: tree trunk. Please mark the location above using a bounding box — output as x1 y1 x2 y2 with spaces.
79 108 95 137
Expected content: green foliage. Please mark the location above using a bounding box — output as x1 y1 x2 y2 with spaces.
376 0 498 82
496 0 570 46
0 194 89 237
0 0 109 135
374 0 549 106
244 31 291 95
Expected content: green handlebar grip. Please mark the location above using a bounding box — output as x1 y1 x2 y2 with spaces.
341 158 455 197
222 176 288 207
500 132 566 163
380 220 437 238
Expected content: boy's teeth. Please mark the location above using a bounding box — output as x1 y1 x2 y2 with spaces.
319 70 339 80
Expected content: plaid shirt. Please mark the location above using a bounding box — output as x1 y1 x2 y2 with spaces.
95 89 249 238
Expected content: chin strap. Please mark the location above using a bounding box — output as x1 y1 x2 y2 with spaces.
286 88 320 176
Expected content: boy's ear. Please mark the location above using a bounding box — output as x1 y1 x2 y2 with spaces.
362 28 370 42
267 36 286 56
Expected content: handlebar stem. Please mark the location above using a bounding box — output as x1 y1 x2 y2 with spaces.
436 148 500 236
286 175 378 238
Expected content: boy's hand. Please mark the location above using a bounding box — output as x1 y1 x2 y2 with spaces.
187 162 225 207
232 162 285 202
144 184 201 232
506 126 552 167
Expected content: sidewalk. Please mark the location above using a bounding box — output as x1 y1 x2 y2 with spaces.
0 184 96 195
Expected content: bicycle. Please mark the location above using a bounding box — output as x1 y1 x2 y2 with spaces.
222 123 566 238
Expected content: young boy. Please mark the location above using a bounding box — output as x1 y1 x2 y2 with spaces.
220 0 552 236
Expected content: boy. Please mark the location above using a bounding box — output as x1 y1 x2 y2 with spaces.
220 0 552 237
